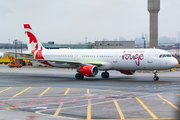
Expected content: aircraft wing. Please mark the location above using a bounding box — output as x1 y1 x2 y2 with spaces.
17 58 103 66
87 61 103 66
5 52 33 56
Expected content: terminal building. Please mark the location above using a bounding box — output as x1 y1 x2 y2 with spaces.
0 40 135 49
42 43 93 49
93 41 135 49
42 41 135 49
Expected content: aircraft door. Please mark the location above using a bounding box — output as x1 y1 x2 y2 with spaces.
147 52 154 63
113 53 118 63
74 53 79 61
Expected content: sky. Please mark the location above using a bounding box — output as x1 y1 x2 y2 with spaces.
0 0 180 44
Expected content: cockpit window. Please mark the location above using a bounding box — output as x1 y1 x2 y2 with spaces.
159 54 172 58
166 54 172 57
162 54 166 57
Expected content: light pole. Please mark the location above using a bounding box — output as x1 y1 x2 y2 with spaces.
142 37 146 48
15 39 17 57
21 41 22 54
178 43 179 62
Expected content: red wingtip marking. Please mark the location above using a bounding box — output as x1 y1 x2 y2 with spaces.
24 24 32 29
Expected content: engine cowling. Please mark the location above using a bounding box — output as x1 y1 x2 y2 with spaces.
77 65 99 77
120 70 136 75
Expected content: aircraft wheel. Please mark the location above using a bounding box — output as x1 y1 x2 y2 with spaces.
153 76 159 81
101 72 109 78
80 75 84 79
75 73 84 80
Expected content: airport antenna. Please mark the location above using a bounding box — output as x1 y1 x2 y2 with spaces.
85 35 87 44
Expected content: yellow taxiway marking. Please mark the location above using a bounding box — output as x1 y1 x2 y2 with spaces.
13 87 31 97
87 100 91 120
37 93 162 113
39 87 51 96
54 103 63 116
113 99 125 119
136 97 158 119
64 88 70 95
90 118 177 120
157 94 180 110
87 89 90 94
0 87 12 93
158 84 163 86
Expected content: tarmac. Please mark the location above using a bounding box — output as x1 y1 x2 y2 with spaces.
0 65 180 120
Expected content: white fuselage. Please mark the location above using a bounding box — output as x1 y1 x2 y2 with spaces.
38 48 178 71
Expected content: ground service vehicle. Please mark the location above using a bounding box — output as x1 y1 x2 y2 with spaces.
0 53 14 64
8 63 22 68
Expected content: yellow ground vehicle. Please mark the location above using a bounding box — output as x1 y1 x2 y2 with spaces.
0 53 31 66
0 53 14 64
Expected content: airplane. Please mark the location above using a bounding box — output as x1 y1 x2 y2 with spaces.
23 24 178 81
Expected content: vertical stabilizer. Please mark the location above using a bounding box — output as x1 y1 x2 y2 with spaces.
24 24 45 54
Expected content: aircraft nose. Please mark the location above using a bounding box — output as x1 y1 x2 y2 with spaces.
172 58 178 67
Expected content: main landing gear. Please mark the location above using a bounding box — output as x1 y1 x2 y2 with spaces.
75 73 84 80
101 71 109 78
153 70 159 81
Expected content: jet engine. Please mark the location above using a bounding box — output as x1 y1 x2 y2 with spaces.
119 70 136 75
77 65 99 77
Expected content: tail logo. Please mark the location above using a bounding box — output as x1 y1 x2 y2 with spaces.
24 24 53 66
25 31 38 54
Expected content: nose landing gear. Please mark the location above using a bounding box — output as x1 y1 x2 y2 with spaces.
153 70 159 81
